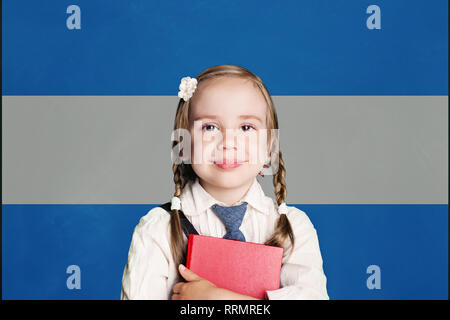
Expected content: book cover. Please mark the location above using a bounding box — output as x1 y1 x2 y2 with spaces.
186 234 284 300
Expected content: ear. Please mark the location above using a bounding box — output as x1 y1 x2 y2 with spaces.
267 134 276 161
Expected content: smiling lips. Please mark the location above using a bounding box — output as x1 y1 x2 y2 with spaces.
213 160 245 170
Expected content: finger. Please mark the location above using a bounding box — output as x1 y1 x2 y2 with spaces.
178 264 201 282
171 293 180 300
172 282 183 294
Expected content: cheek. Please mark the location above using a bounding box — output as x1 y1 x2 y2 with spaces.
190 131 217 160
243 133 268 165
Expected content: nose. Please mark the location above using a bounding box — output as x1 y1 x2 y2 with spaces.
219 130 237 151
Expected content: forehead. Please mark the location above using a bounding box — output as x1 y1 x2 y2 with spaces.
190 76 267 121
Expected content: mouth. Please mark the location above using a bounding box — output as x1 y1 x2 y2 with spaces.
213 160 247 170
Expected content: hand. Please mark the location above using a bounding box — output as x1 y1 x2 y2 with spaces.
171 264 219 300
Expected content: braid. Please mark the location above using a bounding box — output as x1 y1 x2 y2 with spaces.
168 163 190 274
273 151 287 205
264 151 295 260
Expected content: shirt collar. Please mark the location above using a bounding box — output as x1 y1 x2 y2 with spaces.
181 176 271 216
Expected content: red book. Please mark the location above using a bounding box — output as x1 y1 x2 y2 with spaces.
186 234 284 300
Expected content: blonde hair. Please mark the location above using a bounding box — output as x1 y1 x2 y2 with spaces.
169 65 294 276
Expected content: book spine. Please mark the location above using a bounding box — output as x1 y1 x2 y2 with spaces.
185 234 194 269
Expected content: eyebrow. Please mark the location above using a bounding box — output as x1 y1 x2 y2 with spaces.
193 115 263 123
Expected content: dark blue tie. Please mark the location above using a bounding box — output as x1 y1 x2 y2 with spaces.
211 202 248 242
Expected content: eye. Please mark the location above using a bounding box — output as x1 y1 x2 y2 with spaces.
241 124 256 132
202 124 218 132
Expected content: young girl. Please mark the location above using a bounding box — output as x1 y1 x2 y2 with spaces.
121 65 329 300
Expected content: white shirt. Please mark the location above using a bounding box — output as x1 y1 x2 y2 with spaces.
121 176 329 300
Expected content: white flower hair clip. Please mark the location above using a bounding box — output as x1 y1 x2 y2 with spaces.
178 76 198 102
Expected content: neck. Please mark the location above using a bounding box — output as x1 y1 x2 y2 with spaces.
199 178 254 206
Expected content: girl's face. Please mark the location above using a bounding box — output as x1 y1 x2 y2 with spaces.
188 76 270 190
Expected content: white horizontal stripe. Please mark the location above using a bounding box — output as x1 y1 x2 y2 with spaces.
2 96 447 204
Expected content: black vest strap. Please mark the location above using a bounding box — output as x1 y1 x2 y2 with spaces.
159 202 199 240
